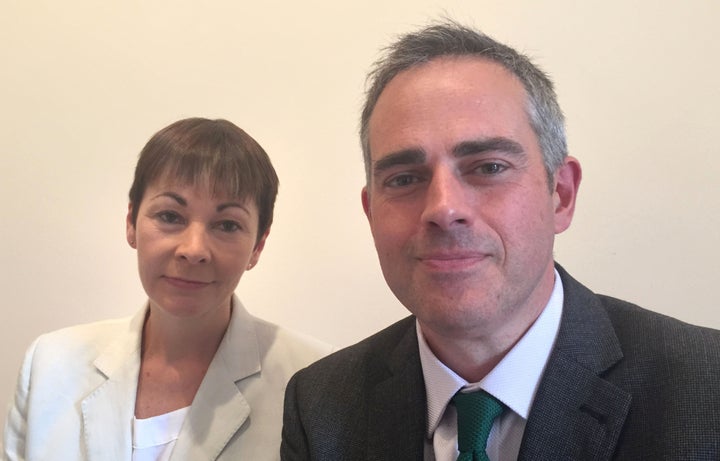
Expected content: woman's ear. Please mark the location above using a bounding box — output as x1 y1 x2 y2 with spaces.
247 228 270 270
126 203 137 248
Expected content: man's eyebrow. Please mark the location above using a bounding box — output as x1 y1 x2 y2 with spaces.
372 149 426 175
453 137 525 157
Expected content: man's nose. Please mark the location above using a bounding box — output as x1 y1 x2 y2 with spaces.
420 169 472 230
177 223 211 263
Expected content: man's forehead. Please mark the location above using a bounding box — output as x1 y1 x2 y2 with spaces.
381 55 520 98
368 58 530 150
369 56 527 128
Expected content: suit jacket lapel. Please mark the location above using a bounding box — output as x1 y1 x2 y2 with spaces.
518 267 631 461
81 310 145 461
170 300 259 461
367 320 427 461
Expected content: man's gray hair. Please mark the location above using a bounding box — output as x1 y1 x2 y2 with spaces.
360 20 567 188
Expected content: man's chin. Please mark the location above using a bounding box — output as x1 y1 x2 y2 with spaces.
412 301 499 333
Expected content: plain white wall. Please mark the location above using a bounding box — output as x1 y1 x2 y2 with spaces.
2 0 718 436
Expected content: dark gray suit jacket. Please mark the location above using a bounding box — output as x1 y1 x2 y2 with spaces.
282 266 720 460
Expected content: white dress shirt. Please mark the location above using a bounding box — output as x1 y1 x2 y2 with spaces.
418 270 564 461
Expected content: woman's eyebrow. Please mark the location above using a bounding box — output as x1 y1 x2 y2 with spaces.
217 202 249 213
151 191 187 205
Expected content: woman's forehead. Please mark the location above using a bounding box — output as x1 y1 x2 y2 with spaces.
148 173 251 201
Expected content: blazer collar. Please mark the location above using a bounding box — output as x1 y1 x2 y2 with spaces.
518 265 631 461
367 319 427 461
81 296 262 461
170 296 260 460
82 308 145 461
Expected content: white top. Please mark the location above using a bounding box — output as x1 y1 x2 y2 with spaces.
132 406 190 461
418 270 564 461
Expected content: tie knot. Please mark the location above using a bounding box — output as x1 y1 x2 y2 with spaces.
452 390 504 460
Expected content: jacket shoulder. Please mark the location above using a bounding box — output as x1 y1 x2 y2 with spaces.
598 294 720 358
292 316 416 384
281 316 421 460
250 315 335 376
594 295 720 456
27 316 133 370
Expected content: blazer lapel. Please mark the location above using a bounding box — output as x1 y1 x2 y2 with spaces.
81 310 145 461
367 320 426 461
170 300 259 461
518 267 631 461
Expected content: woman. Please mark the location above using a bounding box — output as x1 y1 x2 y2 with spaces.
4 118 332 460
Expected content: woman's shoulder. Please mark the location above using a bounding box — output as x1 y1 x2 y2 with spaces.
253 316 334 357
233 313 334 374
23 315 136 373
229 299 334 367
34 316 133 350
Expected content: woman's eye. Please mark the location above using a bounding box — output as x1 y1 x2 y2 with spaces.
217 221 241 233
157 211 184 224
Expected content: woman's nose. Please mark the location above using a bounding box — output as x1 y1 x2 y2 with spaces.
176 224 211 263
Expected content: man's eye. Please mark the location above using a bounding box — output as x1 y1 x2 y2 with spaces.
386 174 420 187
476 162 507 175
157 211 183 224
217 221 241 233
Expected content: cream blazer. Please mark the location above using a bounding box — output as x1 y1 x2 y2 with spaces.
4 297 332 461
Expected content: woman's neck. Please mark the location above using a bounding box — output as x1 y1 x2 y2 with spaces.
140 303 231 363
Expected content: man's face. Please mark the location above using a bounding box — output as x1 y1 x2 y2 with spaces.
362 56 580 343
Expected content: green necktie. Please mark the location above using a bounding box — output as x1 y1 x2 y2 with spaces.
452 389 504 461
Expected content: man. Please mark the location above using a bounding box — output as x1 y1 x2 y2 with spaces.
281 20 720 460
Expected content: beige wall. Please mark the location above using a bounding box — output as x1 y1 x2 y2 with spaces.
2 0 718 436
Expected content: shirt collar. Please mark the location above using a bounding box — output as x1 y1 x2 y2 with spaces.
418 269 564 437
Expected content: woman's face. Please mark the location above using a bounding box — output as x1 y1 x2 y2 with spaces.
126 177 267 319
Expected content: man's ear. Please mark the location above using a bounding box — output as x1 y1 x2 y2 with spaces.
553 156 582 234
126 203 137 249
361 186 371 221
